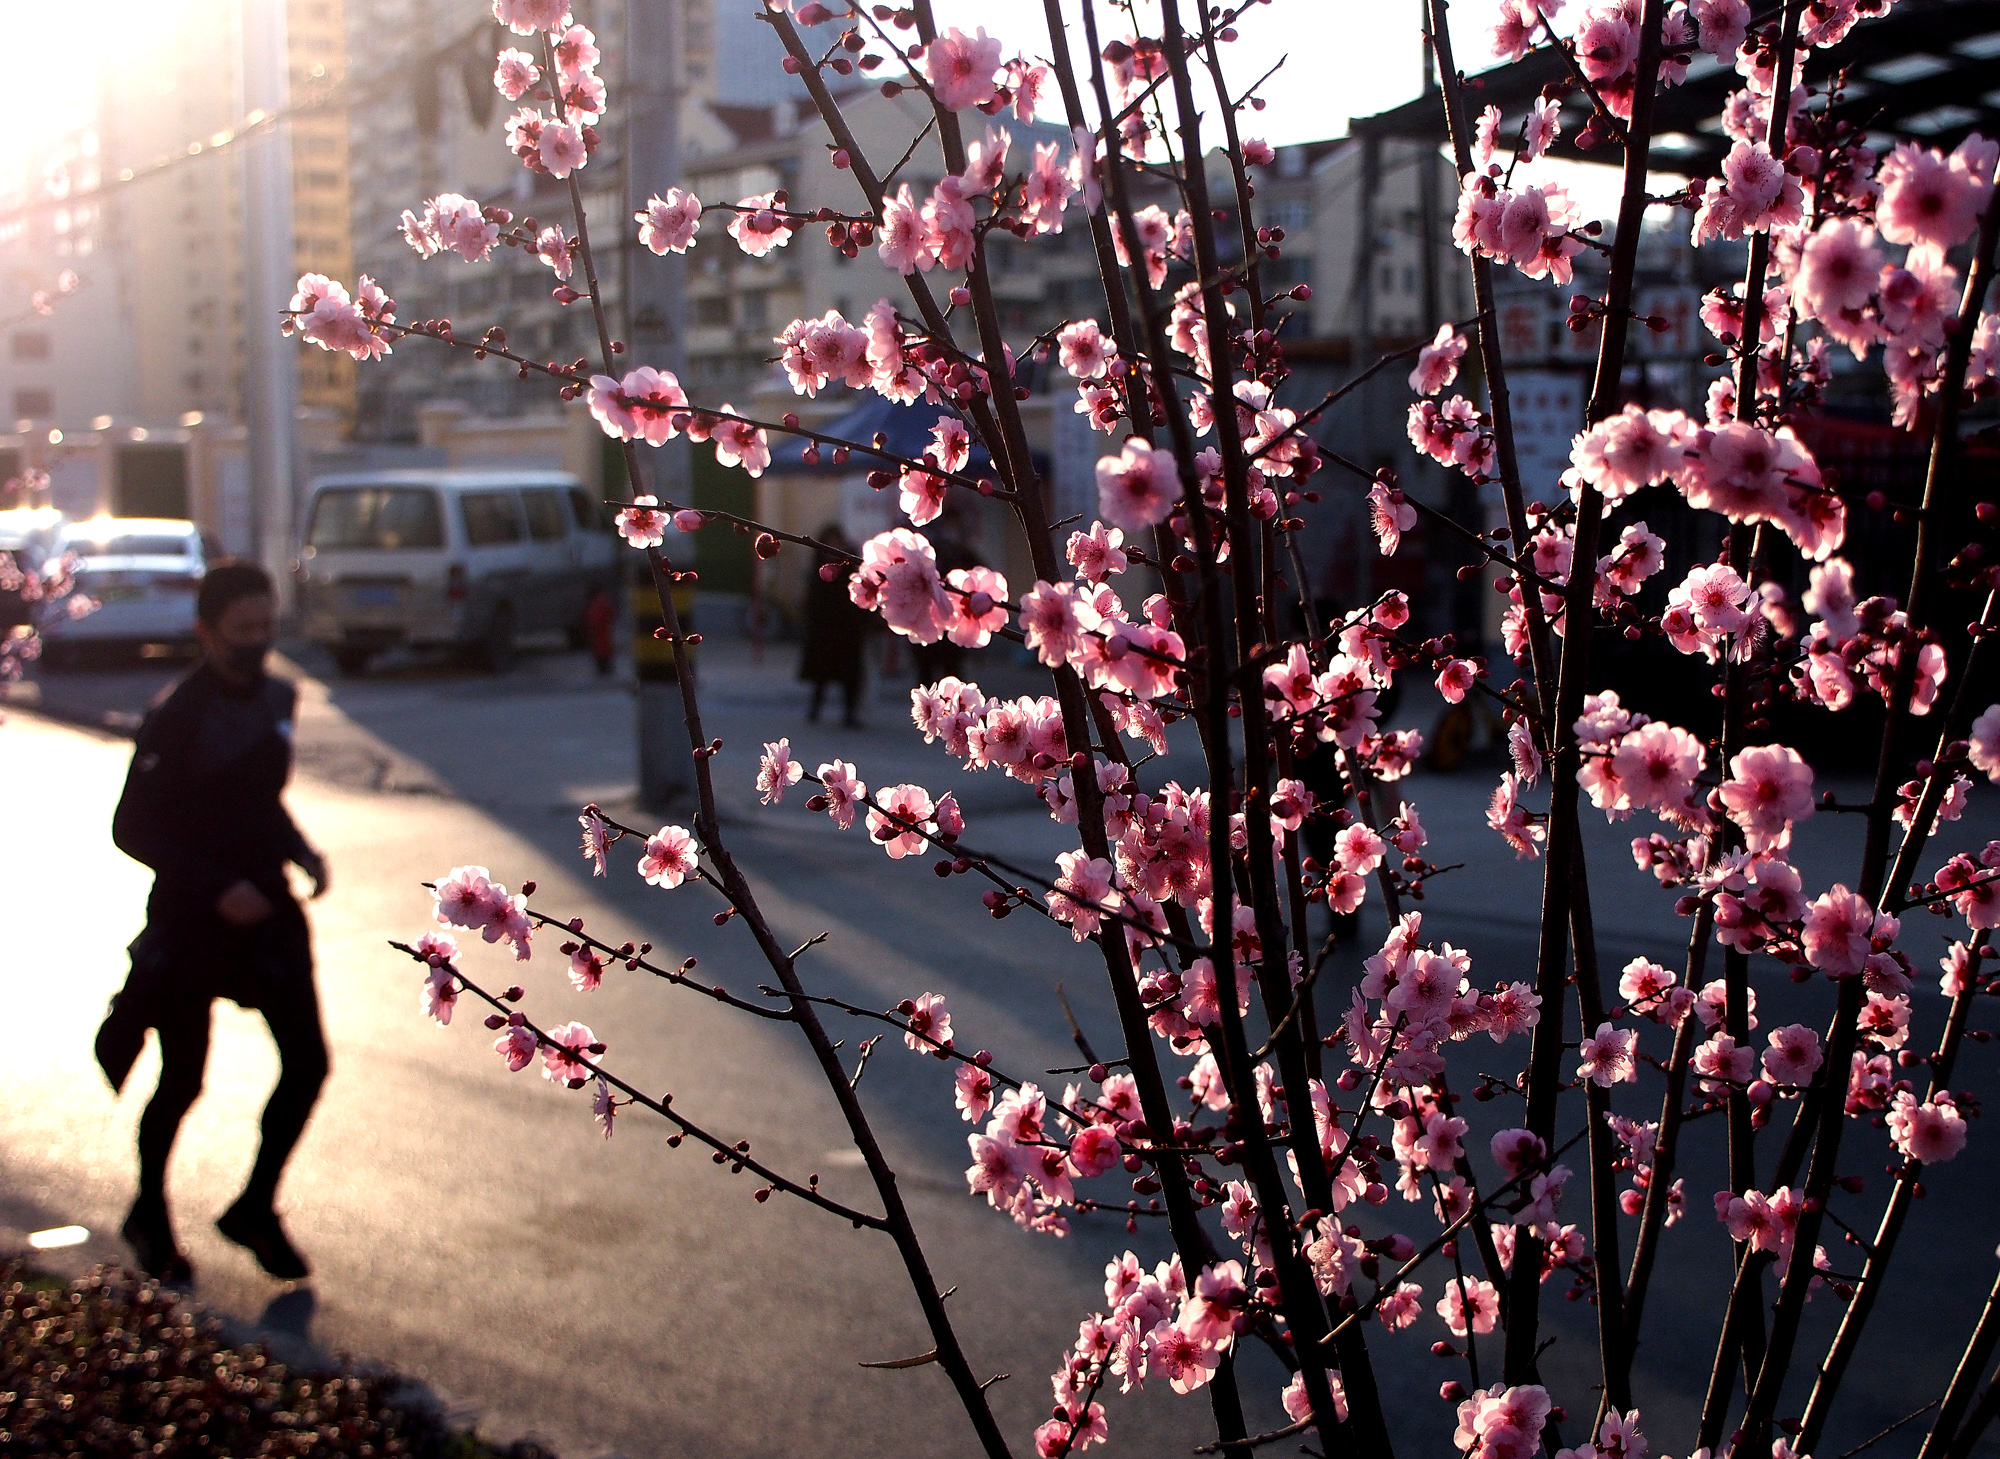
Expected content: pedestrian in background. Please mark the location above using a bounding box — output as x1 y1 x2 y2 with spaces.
798 521 869 727
98 560 329 1283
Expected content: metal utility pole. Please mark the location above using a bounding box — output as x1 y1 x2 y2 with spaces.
237 0 301 600
625 0 693 810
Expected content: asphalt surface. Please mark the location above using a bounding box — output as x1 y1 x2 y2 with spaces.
5 634 1999 1458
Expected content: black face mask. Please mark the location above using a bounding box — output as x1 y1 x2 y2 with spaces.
225 640 274 681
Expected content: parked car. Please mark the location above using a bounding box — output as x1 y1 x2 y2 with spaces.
297 469 618 674
0 507 68 635
39 517 205 665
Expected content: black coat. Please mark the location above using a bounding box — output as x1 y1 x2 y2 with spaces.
98 665 316 1086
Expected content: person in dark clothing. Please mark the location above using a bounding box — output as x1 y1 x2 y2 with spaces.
797 522 870 726
100 560 330 1283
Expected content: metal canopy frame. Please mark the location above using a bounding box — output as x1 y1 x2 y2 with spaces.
1350 0 2000 177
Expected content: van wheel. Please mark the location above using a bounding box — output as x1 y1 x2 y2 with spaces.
479 603 517 673
332 646 373 677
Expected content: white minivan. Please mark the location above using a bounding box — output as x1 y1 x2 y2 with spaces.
298 470 618 674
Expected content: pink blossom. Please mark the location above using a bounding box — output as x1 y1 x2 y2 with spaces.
816 759 867 830
1437 1276 1502 1336
1067 1124 1120 1179
1719 744 1814 852
532 226 572 279
493 1023 537 1072
492 0 570 37
591 1078 616 1138
1019 580 1098 668
1692 1032 1756 1092
1971 705 2000 782
493 48 540 100
1692 0 1749 57
1802 884 1874 977
1095 437 1176 535
922 176 977 270
955 1063 994 1122
1720 140 1803 232
420 964 458 1025
898 469 947 528
541 1020 599 1084
757 738 804 804
1762 1024 1823 1086
1878 139 1992 251
290 274 392 361
433 865 508 933
1020 140 1076 233
852 528 950 644
867 783 937 859
638 824 699 889
402 193 500 262
1369 483 1418 556
614 494 667 548
1577 1023 1638 1085
1059 319 1115 380
1410 322 1467 395
638 189 701 253
1888 1091 1969 1163
1437 658 1476 705
922 26 1002 111
1067 522 1128 581
537 120 587 179
1145 1320 1221 1395
1521 97 1561 162
903 992 953 1051
710 407 771 476
727 193 795 257
876 184 933 274
567 944 605 993
1488 772 1544 859
1576 8 1638 81
1051 851 1118 940
1794 219 1884 321
1568 405 1692 501
589 368 690 446
1474 105 1504 170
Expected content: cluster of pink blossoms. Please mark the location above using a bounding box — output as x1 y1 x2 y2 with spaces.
490 1 601 180
290 273 394 362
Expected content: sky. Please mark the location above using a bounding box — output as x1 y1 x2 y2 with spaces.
927 0 1499 142
922 0 1638 213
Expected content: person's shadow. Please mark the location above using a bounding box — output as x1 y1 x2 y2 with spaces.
258 1285 317 1344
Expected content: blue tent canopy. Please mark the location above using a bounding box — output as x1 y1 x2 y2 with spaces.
765 392 1046 478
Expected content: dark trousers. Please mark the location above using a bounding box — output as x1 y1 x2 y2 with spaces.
134 906 328 1214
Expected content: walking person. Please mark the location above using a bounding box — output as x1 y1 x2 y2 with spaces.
798 522 870 727
97 560 330 1282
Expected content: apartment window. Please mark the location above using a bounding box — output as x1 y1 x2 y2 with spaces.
695 296 729 326
13 388 53 416
12 332 50 360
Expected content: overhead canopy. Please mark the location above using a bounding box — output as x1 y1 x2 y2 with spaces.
1350 0 2000 176
766 392 1044 477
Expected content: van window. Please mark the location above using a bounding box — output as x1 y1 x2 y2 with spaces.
522 488 569 542
461 491 525 546
308 487 444 550
569 487 607 532
67 533 196 557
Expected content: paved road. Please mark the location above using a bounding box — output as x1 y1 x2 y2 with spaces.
4 637 1998 1458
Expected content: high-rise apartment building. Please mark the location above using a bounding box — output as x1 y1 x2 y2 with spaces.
0 0 353 438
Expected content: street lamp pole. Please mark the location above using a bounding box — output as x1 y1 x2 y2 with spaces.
625 0 693 810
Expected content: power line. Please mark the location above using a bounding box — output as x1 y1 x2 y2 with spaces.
0 16 492 232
